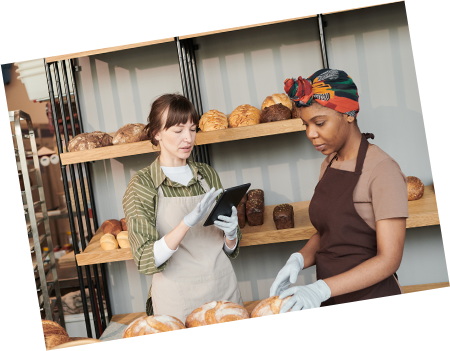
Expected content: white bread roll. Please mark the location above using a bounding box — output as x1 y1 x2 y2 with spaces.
117 231 130 249
185 301 249 328
261 93 292 110
122 315 186 337
250 295 293 317
100 233 118 250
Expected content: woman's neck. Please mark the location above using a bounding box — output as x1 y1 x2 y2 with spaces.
335 127 362 162
159 153 187 167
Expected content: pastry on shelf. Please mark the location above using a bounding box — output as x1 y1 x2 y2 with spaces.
122 315 186 337
261 93 292 111
120 218 127 231
229 104 261 128
199 110 229 131
101 219 122 236
246 198 264 226
112 123 150 145
67 131 113 152
260 103 291 123
41 320 69 350
247 189 264 202
117 231 130 249
273 204 294 230
236 202 246 229
407 176 425 201
100 234 118 250
185 301 249 328
250 296 293 317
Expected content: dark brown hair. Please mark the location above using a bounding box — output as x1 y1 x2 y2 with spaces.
144 94 199 146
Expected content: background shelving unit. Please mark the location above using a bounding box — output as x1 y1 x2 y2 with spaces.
11 110 65 327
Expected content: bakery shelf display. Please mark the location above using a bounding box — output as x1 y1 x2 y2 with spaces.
59 118 306 165
75 185 439 266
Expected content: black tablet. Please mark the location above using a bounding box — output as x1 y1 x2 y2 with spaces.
203 183 251 227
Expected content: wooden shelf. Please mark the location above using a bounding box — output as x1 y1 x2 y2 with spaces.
109 281 449 325
75 186 438 266
59 119 306 165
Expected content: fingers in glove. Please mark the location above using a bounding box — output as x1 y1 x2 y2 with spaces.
289 268 300 284
279 286 297 300
279 296 297 314
276 281 291 297
200 187 215 209
289 298 305 312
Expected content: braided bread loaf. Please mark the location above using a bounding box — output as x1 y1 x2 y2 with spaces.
250 296 293 317
185 301 249 328
123 315 186 338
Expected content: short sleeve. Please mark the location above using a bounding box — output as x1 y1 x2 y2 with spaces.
122 174 168 275
368 158 409 222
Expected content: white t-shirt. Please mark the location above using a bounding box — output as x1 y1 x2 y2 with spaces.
154 164 237 267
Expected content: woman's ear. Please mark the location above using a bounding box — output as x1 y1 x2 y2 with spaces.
345 114 355 123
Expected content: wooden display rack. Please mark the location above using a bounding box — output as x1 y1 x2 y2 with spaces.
75 185 439 266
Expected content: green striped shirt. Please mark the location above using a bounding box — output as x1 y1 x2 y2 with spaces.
122 156 242 277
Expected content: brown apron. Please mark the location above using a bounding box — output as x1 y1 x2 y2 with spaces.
309 134 402 306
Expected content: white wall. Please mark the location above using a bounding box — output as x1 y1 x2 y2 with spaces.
76 2 448 315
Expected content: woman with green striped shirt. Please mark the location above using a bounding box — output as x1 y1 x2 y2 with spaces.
122 94 243 322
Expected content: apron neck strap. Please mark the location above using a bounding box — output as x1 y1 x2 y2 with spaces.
355 134 369 175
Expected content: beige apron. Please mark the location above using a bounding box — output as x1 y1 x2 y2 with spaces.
151 174 243 322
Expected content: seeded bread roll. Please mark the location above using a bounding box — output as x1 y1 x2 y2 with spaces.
112 123 149 145
248 189 264 202
67 131 113 152
101 219 122 236
229 104 261 128
123 315 186 337
260 104 292 123
100 234 119 250
199 110 229 131
407 176 425 201
246 198 264 226
120 218 127 231
117 231 130 249
236 202 246 229
261 93 292 111
250 296 293 317
273 204 294 230
185 301 249 328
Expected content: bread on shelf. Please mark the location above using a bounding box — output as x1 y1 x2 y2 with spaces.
261 93 292 111
100 234 119 250
247 189 264 202
199 110 229 132
407 176 425 201
112 123 149 145
120 218 127 231
260 104 291 123
246 198 264 226
229 104 261 128
41 320 69 350
117 231 130 249
250 296 293 317
101 219 122 236
236 202 246 229
67 131 113 152
122 315 186 337
273 204 294 230
185 301 249 328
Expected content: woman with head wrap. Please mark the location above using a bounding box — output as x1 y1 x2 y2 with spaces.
270 69 408 311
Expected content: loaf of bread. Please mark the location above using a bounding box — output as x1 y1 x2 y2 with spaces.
112 123 149 145
291 106 302 119
117 231 130 249
273 204 294 230
260 104 292 123
407 176 425 201
199 110 228 132
236 202 246 229
120 218 127 231
229 104 261 128
239 193 248 205
246 199 264 226
100 234 118 250
50 338 101 349
185 301 249 328
41 320 69 350
101 219 122 236
67 131 113 152
248 189 264 202
261 93 292 111
250 296 293 317
122 315 186 338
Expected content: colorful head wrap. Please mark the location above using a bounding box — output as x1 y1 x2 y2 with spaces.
284 68 359 117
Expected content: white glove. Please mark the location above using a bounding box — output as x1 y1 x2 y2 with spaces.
279 280 331 313
183 187 223 227
214 206 238 241
270 252 304 297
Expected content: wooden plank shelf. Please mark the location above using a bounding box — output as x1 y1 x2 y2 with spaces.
109 281 449 325
60 118 306 165
75 186 438 266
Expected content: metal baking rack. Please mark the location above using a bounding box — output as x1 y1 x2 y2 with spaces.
10 110 65 327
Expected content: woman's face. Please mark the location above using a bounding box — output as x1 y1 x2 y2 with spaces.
155 109 197 162
299 103 354 156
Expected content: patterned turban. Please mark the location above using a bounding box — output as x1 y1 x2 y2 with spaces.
284 68 359 117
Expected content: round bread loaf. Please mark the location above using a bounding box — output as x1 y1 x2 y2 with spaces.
229 105 261 128
67 131 113 152
112 123 149 145
117 231 130 249
260 104 291 123
407 176 425 201
250 296 293 317
123 315 186 337
120 218 127 231
185 301 249 328
101 219 122 236
261 93 292 111
41 320 69 350
100 234 119 250
291 106 302 119
199 110 228 132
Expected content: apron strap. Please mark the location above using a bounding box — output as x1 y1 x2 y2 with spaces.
197 173 211 193
355 133 370 175
157 185 165 198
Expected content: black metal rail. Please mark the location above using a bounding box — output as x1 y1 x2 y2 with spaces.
317 14 329 69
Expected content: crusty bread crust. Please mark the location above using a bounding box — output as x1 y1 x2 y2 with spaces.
229 105 261 128
250 296 293 317
185 301 249 328
199 110 229 131
407 176 425 201
122 315 186 338
261 93 292 111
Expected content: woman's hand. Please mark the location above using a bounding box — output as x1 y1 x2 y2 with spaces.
214 206 238 241
183 187 223 227
279 280 331 312
270 253 305 297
